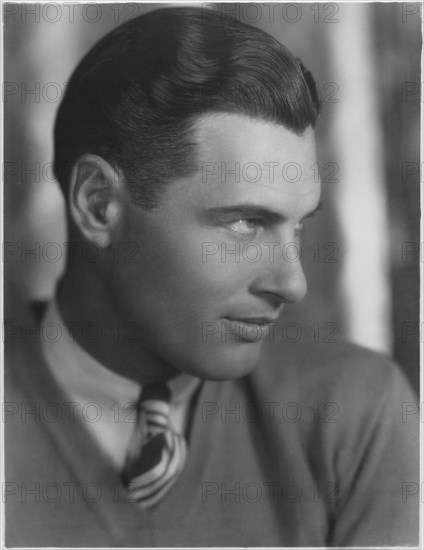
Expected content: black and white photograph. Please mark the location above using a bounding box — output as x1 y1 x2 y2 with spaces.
2 1 422 547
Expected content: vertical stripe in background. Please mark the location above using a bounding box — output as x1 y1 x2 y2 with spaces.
327 3 392 354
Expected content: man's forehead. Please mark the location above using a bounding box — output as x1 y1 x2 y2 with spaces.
189 112 318 194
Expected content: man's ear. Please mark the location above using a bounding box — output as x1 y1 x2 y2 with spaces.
68 154 124 248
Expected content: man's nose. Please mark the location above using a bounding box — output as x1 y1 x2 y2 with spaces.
249 251 307 305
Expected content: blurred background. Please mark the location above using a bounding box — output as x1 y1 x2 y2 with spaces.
4 2 421 390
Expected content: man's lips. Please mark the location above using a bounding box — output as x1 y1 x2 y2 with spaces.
220 316 278 343
223 316 279 325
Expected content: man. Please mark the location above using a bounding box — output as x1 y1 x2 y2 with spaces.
4 6 419 547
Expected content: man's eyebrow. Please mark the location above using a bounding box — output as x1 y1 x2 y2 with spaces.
204 201 323 221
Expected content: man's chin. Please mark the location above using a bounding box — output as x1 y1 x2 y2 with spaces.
181 341 264 382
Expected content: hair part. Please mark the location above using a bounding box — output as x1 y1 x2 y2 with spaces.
54 7 320 209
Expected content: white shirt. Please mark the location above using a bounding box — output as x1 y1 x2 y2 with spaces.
41 300 201 468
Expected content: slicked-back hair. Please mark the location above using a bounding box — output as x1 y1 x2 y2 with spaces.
54 7 320 209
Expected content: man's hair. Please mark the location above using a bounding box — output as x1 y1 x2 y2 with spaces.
54 7 320 209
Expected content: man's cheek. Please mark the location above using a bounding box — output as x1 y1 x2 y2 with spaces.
198 241 250 275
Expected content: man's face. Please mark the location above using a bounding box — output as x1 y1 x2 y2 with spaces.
111 113 321 381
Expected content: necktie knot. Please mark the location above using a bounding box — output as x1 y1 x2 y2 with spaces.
138 384 171 441
139 382 171 405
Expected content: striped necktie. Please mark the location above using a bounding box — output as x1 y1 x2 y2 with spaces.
121 382 187 508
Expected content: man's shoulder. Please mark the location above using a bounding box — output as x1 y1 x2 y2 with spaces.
257 337 400 378
250 338 415 408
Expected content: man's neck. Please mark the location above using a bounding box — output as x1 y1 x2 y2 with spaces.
57 265 180 385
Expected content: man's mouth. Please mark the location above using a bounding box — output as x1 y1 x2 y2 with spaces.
224 316 279 326
221 316 279 342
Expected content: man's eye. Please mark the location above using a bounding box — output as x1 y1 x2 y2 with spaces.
226 219 261 236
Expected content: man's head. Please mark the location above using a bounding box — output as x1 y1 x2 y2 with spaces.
54 6 319 207
54 7 321 381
